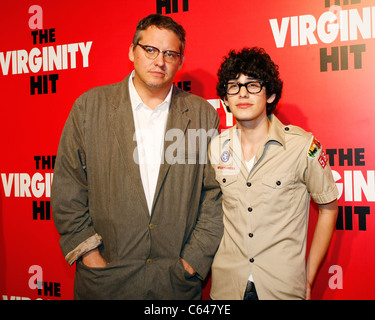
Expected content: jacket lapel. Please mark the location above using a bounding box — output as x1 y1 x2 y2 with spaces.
110 75 149 218
151 87 190 213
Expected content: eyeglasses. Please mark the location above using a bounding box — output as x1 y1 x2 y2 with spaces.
225 81 264 95
137 43 181 64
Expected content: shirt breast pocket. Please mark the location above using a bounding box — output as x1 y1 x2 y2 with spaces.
261 173 294 189
216 173 238 210
216 173 237 187
261 173 296 212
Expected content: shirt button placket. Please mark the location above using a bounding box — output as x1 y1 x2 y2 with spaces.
247 181 255 266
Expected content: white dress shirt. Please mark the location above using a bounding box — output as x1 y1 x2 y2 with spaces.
129 71 172 214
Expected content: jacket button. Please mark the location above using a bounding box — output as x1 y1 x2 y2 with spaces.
250 258 254 263
249 233 254 238
248 207 253 212
276 181 281 186
149 223 155 230
146 259 153 264
247 182 251 187
222 178 226 183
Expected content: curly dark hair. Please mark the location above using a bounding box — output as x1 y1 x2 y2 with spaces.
217 47 283 115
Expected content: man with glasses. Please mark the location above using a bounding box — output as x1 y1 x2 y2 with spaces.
52 14 223 299
209 47 338 300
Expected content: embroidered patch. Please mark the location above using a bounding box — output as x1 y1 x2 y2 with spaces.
217 166 236 170
307 137 322 159
318 150 328 169
221 151 230 163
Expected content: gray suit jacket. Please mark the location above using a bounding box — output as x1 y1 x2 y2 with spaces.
51 75 223 299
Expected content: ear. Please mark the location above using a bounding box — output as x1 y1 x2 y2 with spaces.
223 97 232 113
267 93 276 104
129 43 135 62
178 55 185 71
223 96 229 106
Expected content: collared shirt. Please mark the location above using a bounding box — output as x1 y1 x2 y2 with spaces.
129 70 172 213
209 114 339 300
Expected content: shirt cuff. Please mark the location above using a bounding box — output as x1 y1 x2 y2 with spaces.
65 233 102 265
312 186 339 205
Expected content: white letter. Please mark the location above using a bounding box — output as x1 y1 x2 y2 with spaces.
48 45 62 71
349 8 371 41
20 173 31 197
62 45 68 69
68 43 79 69
29 48 42 73
42 47 48 71
45 173 52 198
17 50 29 74
291 16 299 46
269 17 290 48
344 171 353 201
14 173 19 197
299 15 318 46
12 51 17 74
31 173 45 198
79 42 93 67
353 170 375 201
318 11 339 44
0 51 11 76
340 9 349 41
1 173 13 197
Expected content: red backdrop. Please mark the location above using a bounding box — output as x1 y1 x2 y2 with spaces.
1 0 374 300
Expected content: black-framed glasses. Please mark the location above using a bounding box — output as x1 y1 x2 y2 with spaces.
137 43 181 63
225 81 264 95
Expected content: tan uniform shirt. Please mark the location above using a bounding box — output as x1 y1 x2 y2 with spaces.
209 115 339 300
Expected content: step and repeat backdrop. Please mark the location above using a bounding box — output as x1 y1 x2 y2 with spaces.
1 0 375 300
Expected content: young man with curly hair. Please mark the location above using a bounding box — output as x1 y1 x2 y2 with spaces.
209 47 338 300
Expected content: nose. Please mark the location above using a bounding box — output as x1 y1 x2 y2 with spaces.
154 52 166 67
239 85 249 97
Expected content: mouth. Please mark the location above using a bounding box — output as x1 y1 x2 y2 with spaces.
236 103 252 109
149 70 166 78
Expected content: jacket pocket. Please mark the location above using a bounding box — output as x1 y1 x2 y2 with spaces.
168 259 201 300
74 259 123 299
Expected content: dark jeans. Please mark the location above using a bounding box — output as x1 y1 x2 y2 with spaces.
243 281 258 300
